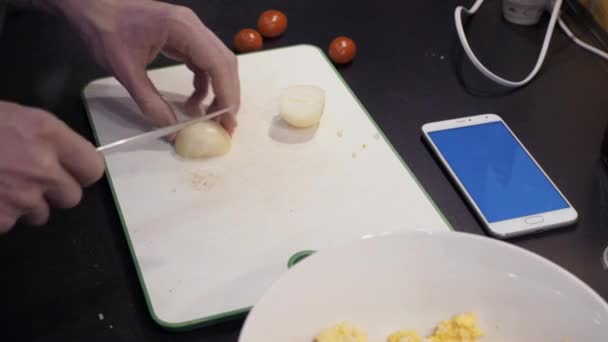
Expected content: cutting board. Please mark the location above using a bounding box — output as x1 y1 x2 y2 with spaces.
83 45 451 330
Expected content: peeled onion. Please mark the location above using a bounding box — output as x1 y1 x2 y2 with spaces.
175 120 231 158
279 85 325 128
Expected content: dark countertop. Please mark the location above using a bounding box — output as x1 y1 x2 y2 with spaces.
1 0 607 341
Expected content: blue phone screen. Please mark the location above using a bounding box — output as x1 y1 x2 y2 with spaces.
428 121 568 223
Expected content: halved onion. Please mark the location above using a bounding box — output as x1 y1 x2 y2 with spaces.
280 85 325 128
175 120 231 158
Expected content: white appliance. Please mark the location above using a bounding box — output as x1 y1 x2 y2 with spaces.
503 0 551 25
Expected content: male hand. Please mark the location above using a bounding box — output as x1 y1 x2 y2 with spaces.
0 101 104 233
57 0 241 134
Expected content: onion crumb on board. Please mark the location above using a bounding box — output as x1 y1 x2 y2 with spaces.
337 130 343 138
373 133 380 140
352 152 357 159
362 143 367 149
186 169 218 191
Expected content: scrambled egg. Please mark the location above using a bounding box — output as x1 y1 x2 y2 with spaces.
315 313 483 342
427 312 484 342
387 330 424 342
315 322 368 342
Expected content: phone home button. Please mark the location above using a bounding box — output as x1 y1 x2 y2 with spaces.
525 216 544 224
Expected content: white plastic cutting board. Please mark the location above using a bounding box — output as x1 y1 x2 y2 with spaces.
83 45 451 329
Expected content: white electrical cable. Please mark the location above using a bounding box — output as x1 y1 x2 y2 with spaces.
455 0 608 88
558 16 608 60
455 0 563 87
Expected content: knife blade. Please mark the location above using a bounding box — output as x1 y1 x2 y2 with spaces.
96 106 233 154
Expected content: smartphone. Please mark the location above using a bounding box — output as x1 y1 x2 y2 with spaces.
422 114 577 238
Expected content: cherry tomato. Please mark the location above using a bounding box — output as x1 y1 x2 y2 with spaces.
257 10 288 38
234 28 263 53
328 36 357 64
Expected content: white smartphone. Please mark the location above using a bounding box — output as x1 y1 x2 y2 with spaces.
422 114 577 238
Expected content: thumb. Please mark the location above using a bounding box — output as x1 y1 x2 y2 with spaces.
117 65 177 128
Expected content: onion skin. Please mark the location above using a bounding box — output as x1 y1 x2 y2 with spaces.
175 120 231 159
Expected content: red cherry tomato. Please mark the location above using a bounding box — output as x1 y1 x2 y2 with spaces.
234 28 263 53
257 10 288 38
328 36 357 64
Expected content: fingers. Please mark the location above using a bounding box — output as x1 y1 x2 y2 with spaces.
221 114 238 134
2 162 87 229
1 159 85 229
0 186 48 228
21 197 50 227
200 35 241 132
23 167 81 225
184 68 209 116
0 104 103 233
49 119 105 187
45 166 83 209
0 206 17 234
113 58 178 128
165 9 241 130
6 153 85 227
209 102 238 135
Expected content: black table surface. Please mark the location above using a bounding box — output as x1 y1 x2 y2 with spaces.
1 0 607 341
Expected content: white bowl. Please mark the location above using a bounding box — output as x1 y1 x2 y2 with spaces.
239 231 608 341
